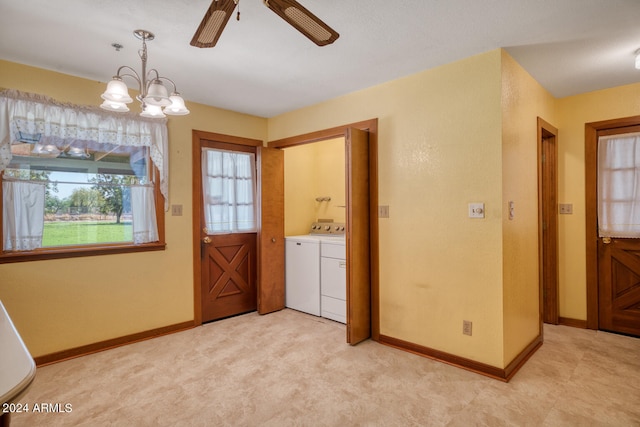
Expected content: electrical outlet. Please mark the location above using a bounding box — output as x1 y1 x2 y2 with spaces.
559 204 573 214
463 320 473 336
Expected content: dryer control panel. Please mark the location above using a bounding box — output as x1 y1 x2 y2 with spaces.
309 221 346 236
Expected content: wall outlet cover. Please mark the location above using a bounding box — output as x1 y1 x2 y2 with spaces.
463 320 473 336
559 203 573 214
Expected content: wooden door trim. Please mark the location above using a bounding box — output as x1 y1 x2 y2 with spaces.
585 115 640 330
268 118 380 340
538 117 559 325
192 130 264 326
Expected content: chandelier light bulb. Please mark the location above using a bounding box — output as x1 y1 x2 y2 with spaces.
101 77 133 103
144 80 171 106
635 53 640 70
100 99 130 112
140 103 166 118
164 93 190 116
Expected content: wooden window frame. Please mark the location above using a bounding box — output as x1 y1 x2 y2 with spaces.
0 166 166 264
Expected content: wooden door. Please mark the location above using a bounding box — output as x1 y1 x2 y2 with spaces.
538 118 559 324
596 126 640 336
346 128 371 344
195 135 261 323
257 147 285 314
598 239 640 336
201 232 257 322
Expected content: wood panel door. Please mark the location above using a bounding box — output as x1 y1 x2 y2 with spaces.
194 133 262 324
595 125 640 337
257 146 285 314
346 128 371 344
201 232 257 322
538 118 559 325
598 239 640 336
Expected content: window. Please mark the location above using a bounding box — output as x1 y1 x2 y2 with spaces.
0 90 167 262
598 132 640 237
201 148 257 233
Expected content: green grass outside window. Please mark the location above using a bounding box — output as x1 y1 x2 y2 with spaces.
42 222 133 247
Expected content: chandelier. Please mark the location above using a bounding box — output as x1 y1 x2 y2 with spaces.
100 29 189 118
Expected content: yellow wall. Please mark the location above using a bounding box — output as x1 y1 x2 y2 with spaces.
284 137 346 236
555 82 640 320
500 51 556 363
0 60 268 357
271 50 512 367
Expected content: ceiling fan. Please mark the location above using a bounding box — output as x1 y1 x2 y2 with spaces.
190 0 339 48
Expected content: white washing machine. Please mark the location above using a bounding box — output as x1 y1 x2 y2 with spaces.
285 222 346 319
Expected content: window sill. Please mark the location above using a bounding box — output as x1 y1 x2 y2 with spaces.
0 241 166 264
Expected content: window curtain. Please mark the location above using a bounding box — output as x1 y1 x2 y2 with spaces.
0 89 169 210
2 180 45 251
131 185 159 244
202 148 257 234
598 132 640 237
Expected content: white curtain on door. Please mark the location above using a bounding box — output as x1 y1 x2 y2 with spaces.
201 148 256 234
598 132 640 237
2 180 45 250
131 185 159 244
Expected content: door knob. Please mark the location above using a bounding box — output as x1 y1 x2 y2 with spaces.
271 238 276 243
203 236 212 244
602 237 611 244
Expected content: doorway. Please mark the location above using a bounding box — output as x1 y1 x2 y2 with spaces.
538 117 559 324
586 115 640 336
193 131 285 324
193 134 261 323
269 119 379 343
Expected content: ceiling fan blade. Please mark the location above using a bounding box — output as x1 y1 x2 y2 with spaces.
263 0 339 46
190 0 238 48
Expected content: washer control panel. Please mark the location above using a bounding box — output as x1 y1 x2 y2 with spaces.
310 221 346 235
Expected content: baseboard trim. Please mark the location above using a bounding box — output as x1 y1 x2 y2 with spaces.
378 333 543 382
34 321 195 366
558 317 588 329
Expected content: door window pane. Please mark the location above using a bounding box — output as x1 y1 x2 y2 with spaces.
598 132 640 238
201 148 257 233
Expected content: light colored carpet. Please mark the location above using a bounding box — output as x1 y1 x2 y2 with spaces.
9 309 640 426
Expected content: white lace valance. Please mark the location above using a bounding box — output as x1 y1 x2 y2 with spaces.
0 89 169 210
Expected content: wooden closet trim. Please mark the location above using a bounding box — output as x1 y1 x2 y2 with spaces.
268 118 380 340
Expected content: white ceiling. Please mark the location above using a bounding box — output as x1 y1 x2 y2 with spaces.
1 0 640 118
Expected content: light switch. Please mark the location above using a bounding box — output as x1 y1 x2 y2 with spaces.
468 203 485 219
171 204 183 216
379 205 390 218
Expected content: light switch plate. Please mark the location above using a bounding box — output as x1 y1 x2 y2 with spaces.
379 205 390 218
171 204 183 216
468 203 485 218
